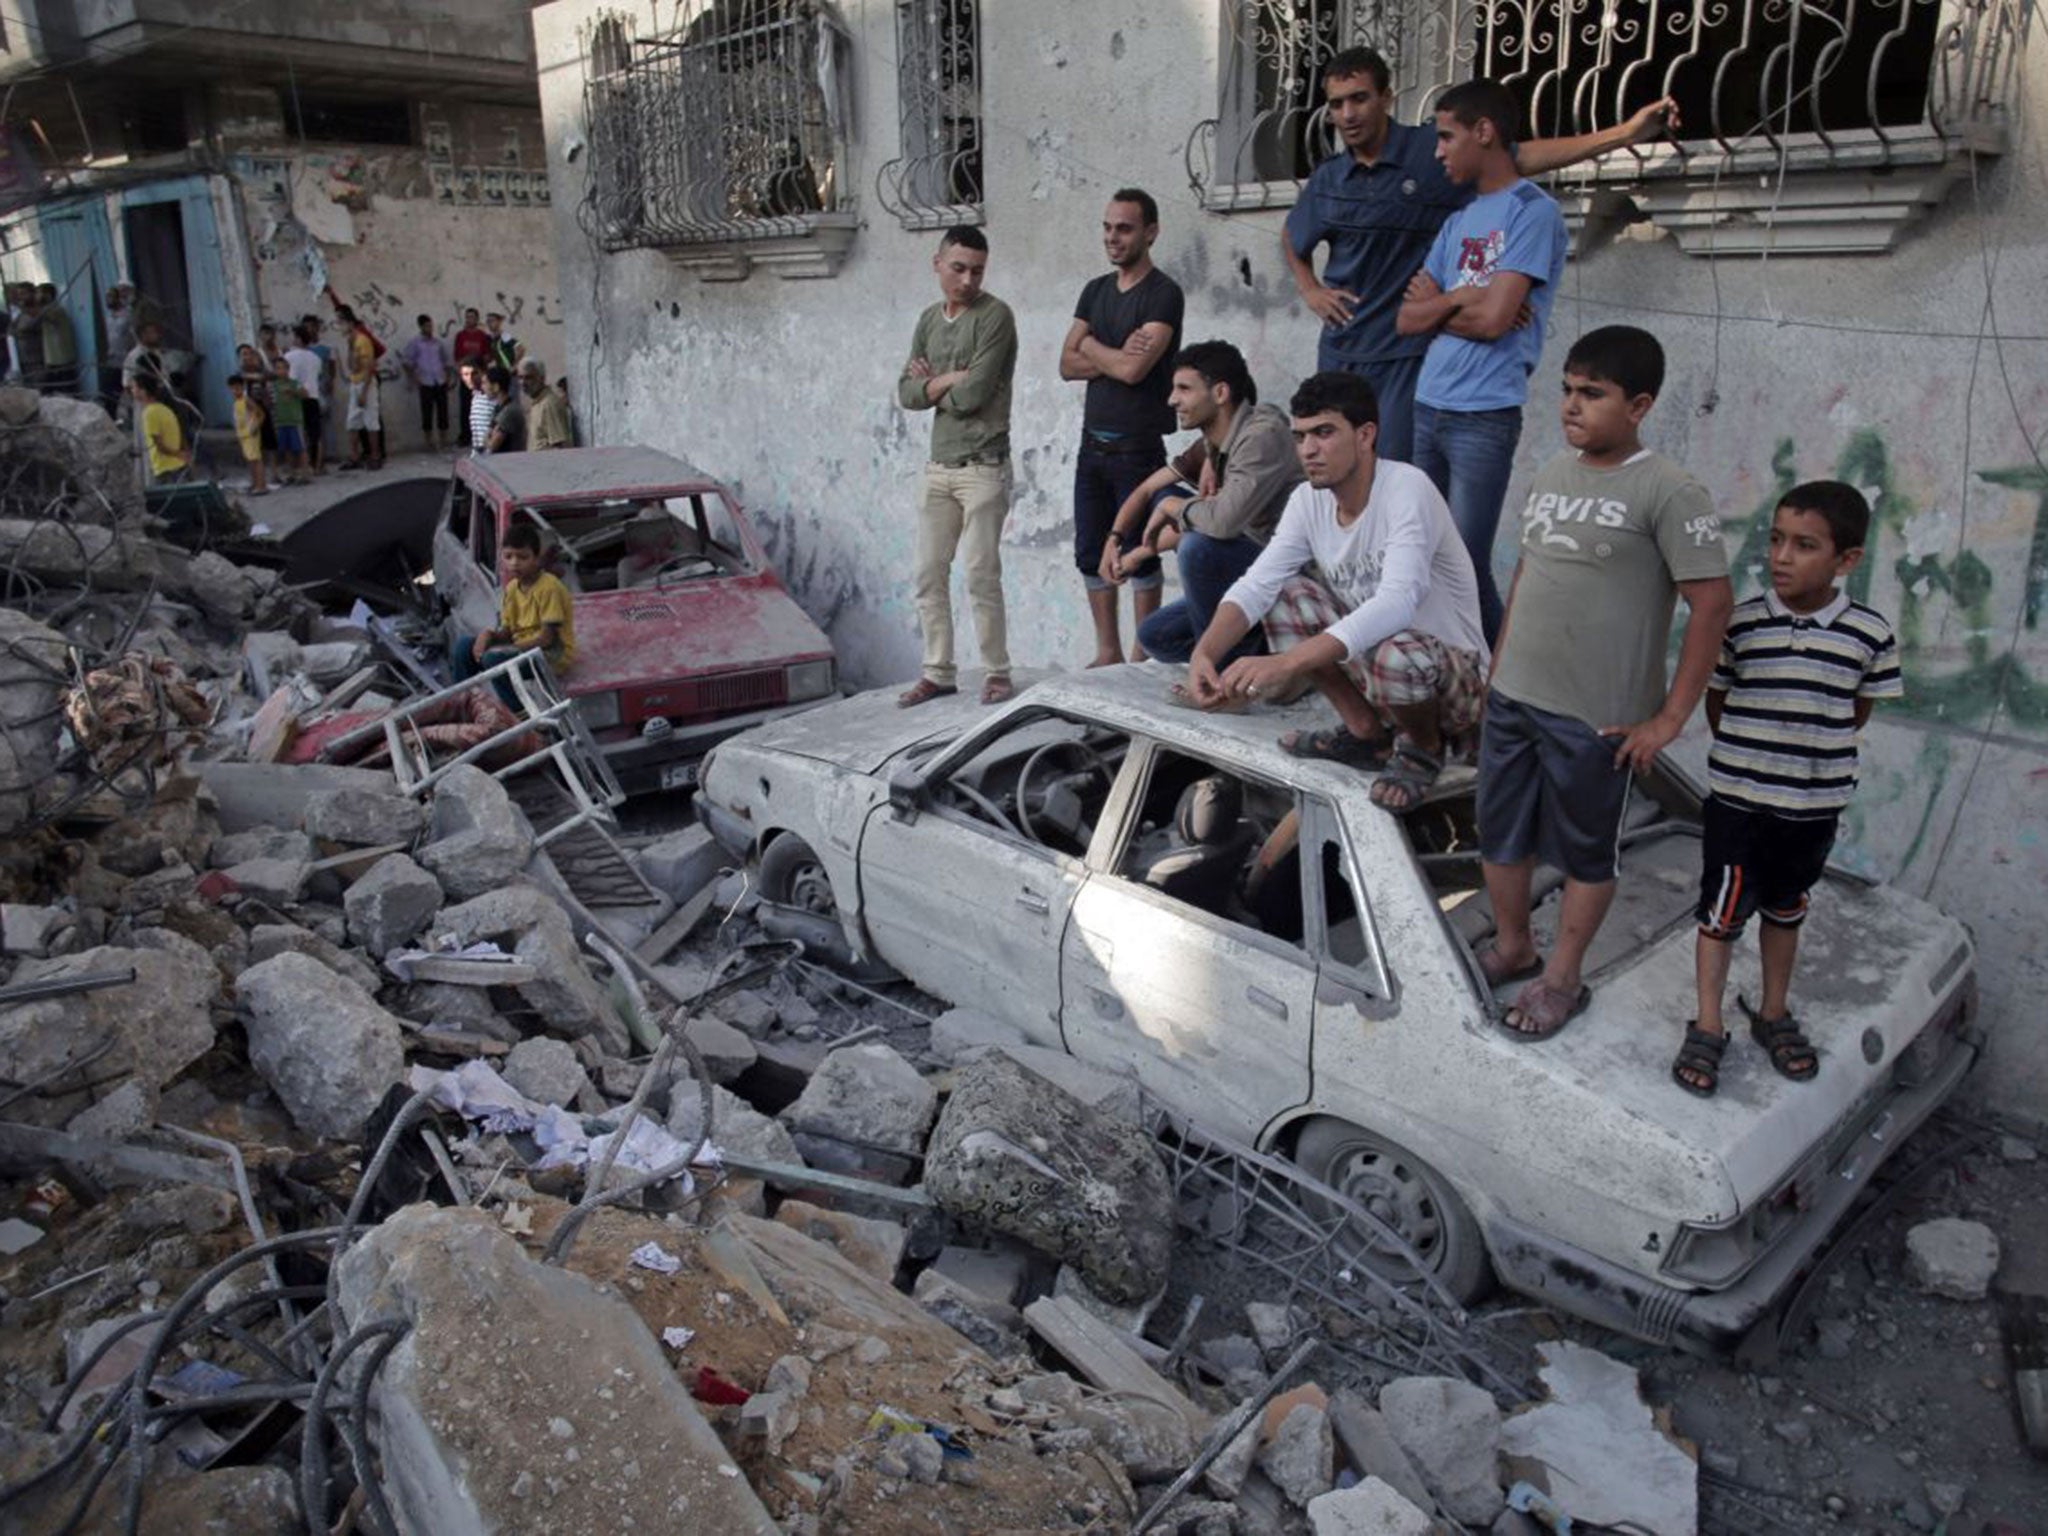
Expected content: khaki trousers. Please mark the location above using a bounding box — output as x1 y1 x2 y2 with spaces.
915 461 1011 687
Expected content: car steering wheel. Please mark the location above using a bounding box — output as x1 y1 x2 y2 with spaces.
1016 739 1112 847
946 776 1021 837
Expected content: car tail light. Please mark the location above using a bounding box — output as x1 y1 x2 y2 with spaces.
786 659 835 703
1896 969 1976 1088
575 690 622 731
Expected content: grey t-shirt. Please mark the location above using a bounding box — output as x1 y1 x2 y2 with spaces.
1492 449 1728 728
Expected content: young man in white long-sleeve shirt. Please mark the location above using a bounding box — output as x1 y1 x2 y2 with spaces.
1186 369 1487 810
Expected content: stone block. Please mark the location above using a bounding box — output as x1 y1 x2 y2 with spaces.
1259 1401 1335 1508
418 765 533 900
302 783 426 848
779 1041 936 1157
1377 1375 1504 1527
912 1269 1026 1356
0 938 216 1113
637 825 723 904
667 1080 804 1168
236 953 405 1140
209 827 316 868
1328 1390 1434 1515
1307 1477 1436 1536
247 924 383 996
683 1013 757 1084
772 1199 905 1282
343 853 443 956
502 1037 590 1108
435 883 626 1054
1904 1218 2001 1300
222 856 311 907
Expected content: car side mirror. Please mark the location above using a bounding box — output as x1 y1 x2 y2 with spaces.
887 763 927 820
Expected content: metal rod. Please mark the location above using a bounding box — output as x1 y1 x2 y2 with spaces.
0 968 135 1006
1130 1338 1319 1535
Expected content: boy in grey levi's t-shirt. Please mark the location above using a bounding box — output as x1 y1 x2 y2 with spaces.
1477 326 1733 1043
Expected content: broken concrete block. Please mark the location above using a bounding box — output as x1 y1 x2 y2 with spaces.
924 1051 1173 1306
1204 1414 1262 1499
772 1199 905 1282
209 827 316 868
121 1184 238 1237
502 1037 590 1108
343 853 443 956
637 825 722 904
237 953 405 1140
713 989 779 1040
1260 1401 1336 1508
221 856 311 907
1071 1393 1199 1482
779 1040 936 1163
1497 1341 1698 1536
184 550 258 618
929 1006 1020 1064
0 610 67 838
335 1205 780 1534
1328 1390 1434 1516
434 884 627 1055
667 1080 804 1168
911 1269 1026 1356
1377 1376 1504 1527
0 939 217 1116
763 1353 812 1400
1307 1476 1436 1536
1 903 74 957
930 1242 1032 1308
683 1013 757 1085
298 640 371 685
1246 1300 1301 1356
247 924 383 996
302 783 426 848
418 764 534 900
67 1078 158 1142
1905 1218 2001 1300
739 1388 801 1456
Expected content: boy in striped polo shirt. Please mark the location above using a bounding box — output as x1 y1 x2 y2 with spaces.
1677 480 1903 1096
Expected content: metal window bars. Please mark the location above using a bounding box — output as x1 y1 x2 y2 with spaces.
1186 0 2025 213
876 0 986 230
579 1 857 252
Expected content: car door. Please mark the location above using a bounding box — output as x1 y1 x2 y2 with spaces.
433 476 498 636
859 710 1128 1051
1060 740 1316 1146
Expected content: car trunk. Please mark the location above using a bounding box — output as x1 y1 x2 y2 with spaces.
565 576 830 716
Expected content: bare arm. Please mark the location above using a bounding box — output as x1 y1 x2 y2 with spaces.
1076 320 1174 386
1851 697 1875 731
1281 230 1357 328
1443 271 1535 341
1059 318 1100 381
1515 98 1679 176
1396 271 1459 337
1602 575 1736 771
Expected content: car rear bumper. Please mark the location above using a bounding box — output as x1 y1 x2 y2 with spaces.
1483 1026 1980 1355
602 700 831 797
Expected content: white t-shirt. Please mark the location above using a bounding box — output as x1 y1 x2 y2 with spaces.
284 346 324 396
1222 459 1488 662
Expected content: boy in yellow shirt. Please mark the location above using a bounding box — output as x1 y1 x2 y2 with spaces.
449 523 574 703
132 377 190 482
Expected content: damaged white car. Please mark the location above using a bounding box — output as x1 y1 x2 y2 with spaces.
694 667 1979 1352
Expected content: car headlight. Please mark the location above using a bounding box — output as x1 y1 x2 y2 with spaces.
575 690 622 731
786 659 835 703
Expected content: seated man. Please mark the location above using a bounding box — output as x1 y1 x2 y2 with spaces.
449 522 575 706
1097 340 1302 665
1186 370 1487 810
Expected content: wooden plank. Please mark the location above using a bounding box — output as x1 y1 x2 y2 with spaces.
1024 1295 1210 1431
634 880 720 964
243 687 299 764
308 841 409 875
401 956 538 986
395 1020 510 1058
0 1121 235 1190
314 666 381 714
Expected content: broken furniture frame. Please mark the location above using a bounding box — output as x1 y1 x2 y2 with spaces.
316 647 625 849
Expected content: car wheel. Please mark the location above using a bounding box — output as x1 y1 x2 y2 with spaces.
1292 1117 1492 1304
758 834 837 918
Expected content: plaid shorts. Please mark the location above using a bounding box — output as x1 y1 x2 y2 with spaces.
1264 571 1488 745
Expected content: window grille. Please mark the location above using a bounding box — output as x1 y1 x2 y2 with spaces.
579 2 857 276
877 0 985 229
1187 0 2025 252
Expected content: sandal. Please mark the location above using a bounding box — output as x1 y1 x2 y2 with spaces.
896 677 958 709
1739 994 1818 1080
1672 1024 1729 1097
980 673 1015 706
1368 741 1445 811
1477 943 1543 988
1501 980 1591 1042
1277 726 1394 768
1165 682 1247 714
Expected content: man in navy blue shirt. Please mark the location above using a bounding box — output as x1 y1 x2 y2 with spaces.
1283 47 1674 465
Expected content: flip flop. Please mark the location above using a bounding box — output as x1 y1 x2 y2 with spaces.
1277 727 1395 768
1500 980 1591 1042
1165 682 1247 714
1476 943 1543 988
896 677 957 709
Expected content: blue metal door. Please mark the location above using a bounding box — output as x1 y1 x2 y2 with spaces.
123 176 237 425
37 196 120 402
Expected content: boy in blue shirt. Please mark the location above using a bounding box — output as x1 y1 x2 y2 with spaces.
1396 78 1568 646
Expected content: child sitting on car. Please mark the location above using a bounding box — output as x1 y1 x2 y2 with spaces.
1675 481 1903 1096
449 522 575 704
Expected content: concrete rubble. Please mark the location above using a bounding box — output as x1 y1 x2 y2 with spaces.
1904 1217 2002 1300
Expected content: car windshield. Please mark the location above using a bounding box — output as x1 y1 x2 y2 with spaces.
513 492 754 593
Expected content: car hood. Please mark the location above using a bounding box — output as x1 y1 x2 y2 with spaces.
565 575 830 695
725 671 1048 774
1533 874 1972 1210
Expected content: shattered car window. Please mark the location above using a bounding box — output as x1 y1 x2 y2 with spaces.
509 493 757 593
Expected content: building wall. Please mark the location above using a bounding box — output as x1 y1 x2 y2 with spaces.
532 0 2048 1125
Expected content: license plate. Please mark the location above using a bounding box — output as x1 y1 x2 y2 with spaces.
660 762 698 791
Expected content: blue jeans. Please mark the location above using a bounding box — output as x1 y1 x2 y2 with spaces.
1074 436 1166 591
450 634 520 709
1138 526 1267 663
1328 350 1424 465
1412 402 1523 646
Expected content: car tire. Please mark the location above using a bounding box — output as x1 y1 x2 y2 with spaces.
1292 1117 1492 1304
757 834 837 918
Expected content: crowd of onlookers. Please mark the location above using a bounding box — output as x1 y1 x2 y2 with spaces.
5 279 576 492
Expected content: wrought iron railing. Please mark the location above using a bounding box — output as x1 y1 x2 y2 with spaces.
579 1 856 252
1188 0 2027 211
876 0 986 230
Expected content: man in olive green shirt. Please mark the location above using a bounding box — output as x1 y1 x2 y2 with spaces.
895 225 1020 707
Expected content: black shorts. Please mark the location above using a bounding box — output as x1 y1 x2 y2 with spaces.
1476 690 1634 884
1696 796 1837 940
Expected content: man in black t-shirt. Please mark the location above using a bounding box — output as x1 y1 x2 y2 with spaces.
1060 187 1186 667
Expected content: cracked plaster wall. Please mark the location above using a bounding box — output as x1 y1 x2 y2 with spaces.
533 0 2048 1125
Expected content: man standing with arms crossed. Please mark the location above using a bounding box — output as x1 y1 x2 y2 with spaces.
1062 188 1185 668
895 226 1020 708
1283 47 1674 463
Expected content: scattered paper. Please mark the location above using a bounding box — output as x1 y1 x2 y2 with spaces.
662 1326 697 1350
248 522 271 536
630 1242 682 1275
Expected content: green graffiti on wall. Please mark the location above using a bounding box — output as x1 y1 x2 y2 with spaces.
1734 429 2048 732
